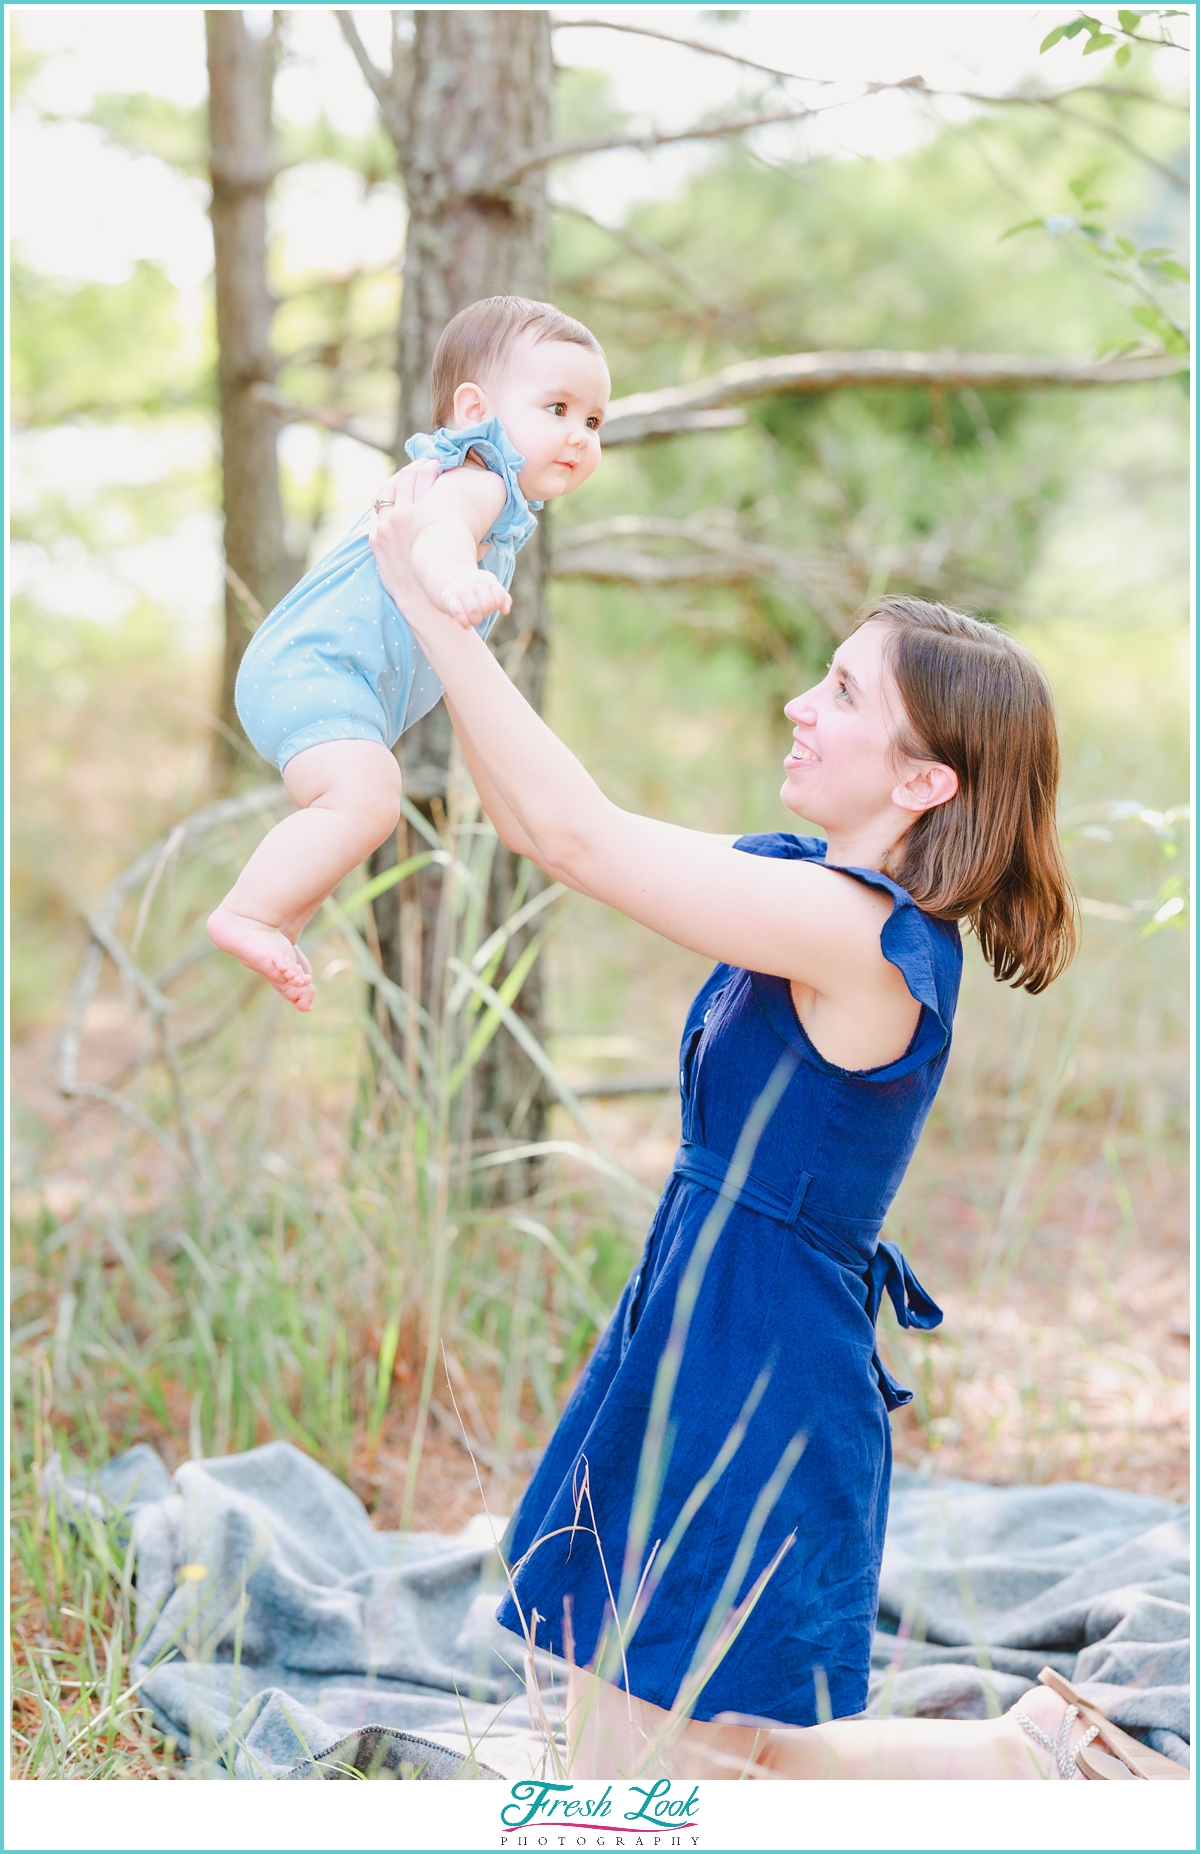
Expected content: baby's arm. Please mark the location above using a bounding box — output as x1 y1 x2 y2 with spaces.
404 466 511 628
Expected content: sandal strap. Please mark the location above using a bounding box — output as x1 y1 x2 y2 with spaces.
1014 1705 1101 1780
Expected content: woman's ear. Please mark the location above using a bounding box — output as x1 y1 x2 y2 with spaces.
892 760 958 817
451 380 491 428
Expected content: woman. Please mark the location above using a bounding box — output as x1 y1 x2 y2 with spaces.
368 465 1155 1782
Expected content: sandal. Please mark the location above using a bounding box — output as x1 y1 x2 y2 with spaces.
1014 1701 1101 1779
1037 1666 1189 1782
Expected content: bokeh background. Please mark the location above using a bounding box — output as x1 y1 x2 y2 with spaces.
9 5 1191 1777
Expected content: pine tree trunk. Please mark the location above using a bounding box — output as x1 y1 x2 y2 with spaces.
206 11 290 771
368 11 554 1173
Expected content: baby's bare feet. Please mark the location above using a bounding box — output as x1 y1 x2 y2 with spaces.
207 905 315 1011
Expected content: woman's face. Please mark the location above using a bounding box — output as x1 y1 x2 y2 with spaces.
781 622 913 839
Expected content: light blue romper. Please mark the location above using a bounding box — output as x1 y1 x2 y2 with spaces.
235 417 541 770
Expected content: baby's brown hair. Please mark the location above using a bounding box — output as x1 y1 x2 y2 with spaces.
430 296 604 429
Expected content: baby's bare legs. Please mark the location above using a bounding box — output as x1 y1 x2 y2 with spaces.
207 740 402 1011
565 1667 1086 1781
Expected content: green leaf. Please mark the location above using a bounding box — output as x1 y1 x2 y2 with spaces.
1155 260 1190 283
1117 9 1143 30
1082 32 1117 51
337 852 438 915
1114 43 1132 65
446 931 548 1099
1113 237 1136 256
999 218 1045 241
1042 17 1091 49
1130 305 1169 332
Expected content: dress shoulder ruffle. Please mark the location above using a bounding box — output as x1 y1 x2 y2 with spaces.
732 830 962 1053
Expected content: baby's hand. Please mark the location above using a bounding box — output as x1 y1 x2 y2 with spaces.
440 568 512 628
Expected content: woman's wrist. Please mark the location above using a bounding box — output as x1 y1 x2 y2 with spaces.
371 532 448 640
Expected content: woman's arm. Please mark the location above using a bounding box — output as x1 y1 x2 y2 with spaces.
371 478 897 999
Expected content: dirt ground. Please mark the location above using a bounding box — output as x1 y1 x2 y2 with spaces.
11 1007 1191 1526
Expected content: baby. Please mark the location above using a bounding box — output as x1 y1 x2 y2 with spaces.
207 296 610 1010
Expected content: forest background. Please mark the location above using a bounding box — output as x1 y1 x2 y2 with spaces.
8 4 1192 1777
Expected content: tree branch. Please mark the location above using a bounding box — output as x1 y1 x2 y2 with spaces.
553 18 1189 111
335 9 408 153
493 76 1186 197
554 202 728 318
253 350 1186 457
552 16 822 89
487 104 819 192
552 516 792 585
247 381 395 456
548 517 884 639
600 349 1188 444
921 81 1190 192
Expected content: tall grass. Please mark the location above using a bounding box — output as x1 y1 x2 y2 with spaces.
9 768 652 1777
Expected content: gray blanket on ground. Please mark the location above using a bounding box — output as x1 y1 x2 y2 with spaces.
47 1441 1190 1777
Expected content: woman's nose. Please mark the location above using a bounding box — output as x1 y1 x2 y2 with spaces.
785 695 818 723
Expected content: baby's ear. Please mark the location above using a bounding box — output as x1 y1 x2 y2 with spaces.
451 380 490 427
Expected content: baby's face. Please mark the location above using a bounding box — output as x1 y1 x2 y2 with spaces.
481 335 610 501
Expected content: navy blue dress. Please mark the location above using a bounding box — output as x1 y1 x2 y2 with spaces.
496 834 963 1726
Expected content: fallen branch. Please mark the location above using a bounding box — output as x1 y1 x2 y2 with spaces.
428 1396 541 1474
59 785 291 1184
600 349 1187 443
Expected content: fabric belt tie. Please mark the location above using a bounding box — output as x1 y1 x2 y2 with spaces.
672 1140 943 1413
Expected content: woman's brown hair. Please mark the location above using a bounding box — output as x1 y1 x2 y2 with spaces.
855 597 1078 994
430 296 604 429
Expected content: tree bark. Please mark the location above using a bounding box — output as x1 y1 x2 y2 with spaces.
206 11 290 770
358 11 555 1171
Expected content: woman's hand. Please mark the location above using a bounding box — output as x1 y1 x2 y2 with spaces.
369 459 446 631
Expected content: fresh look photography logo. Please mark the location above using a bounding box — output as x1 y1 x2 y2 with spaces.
500 1778 701 1847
